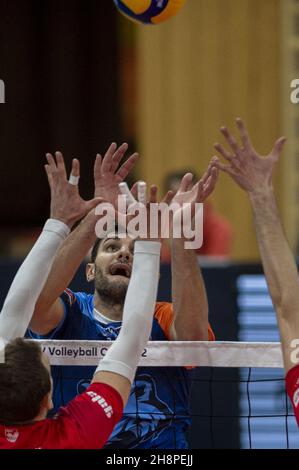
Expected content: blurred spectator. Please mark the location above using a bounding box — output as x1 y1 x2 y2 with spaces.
162 169 233 262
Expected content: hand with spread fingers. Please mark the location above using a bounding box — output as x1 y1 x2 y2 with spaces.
168 158 219 235
45 152 101 228
170 158 219 210
118 181 174 241
93 143 139 206
214 118 286 194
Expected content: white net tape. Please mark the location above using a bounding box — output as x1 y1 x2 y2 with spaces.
38 340 285 368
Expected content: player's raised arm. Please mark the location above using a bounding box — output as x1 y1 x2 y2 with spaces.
214 118 299 372
29 144 138 335
0 153 101 340
168 160 218 341
91 182 171 405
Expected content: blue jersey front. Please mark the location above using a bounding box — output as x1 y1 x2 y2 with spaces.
28 290 192 449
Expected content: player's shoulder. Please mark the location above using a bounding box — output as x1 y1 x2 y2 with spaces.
153 302 174 340
154 302 174 324
62 289 94 310
0 419 67 449
154 302 173 316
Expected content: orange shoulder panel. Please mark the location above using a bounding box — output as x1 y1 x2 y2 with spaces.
154 302 215 341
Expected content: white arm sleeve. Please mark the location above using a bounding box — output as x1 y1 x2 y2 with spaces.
95 240 161 384
0 219 70 341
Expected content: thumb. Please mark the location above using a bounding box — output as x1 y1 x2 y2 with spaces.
179 173 193 193
85 197 106 212
271 137 287 161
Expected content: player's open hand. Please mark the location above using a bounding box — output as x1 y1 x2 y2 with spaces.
45 152 102 228
94 143 139 206
214 118 286 194
118 181 174 242
169 157 219 217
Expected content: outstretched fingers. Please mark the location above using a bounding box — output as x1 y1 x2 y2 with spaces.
44 164 54 190
214 159 238 177
94 153 103 180
110 143 129 174
71 158 80 177
117 153 139 181
101 142 117 173
149 185 158 204
179 173 194 193
220 126 240 154
202 166 219 200
161 190 174 205
236 118 252 149
54 151 67 179
270 136 287 162
214 142 235 163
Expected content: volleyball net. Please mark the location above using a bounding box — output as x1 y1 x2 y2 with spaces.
39 340 299 449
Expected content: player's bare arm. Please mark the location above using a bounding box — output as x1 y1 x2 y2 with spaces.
214 118 299 372
30 144 138 335
0 154 101 340
169 160 219 341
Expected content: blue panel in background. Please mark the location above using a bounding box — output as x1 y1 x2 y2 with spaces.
237 274 299 449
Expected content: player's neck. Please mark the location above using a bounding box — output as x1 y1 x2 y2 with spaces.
33 408 48 422
93 291 123 322
6 408 48 426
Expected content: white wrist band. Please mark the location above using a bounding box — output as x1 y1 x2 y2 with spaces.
119 182 136 207
44 219 70 239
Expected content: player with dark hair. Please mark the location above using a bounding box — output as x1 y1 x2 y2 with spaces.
28 144 218 449
214 118 299 426
0 149 166 448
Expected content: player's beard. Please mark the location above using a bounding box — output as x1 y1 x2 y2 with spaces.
94 265 128 306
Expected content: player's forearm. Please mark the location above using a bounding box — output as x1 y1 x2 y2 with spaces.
0 219 70 340
171 237 209 340
94 241 161 387
249 188 299 319
33 211 98 313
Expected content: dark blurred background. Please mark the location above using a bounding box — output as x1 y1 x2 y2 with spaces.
0 0 128 253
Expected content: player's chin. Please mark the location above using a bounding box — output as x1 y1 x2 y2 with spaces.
107 274 130 285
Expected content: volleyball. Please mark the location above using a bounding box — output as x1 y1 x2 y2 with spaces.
113 0 186 25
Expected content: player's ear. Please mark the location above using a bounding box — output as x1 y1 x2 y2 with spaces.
46 392 53 411
40 391 53 413
86 263 95 282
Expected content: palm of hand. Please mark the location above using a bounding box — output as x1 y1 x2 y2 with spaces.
95 173 122 206
53 184 90 222
171 185 198 208
215 119 286 193
230 148 277 192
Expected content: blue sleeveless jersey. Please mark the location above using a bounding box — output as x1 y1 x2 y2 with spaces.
28 290 192 449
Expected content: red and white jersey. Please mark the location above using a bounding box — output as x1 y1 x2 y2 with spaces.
286 364 299 427
0 383 123 449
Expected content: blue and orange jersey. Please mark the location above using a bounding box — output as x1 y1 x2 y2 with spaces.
28 290 214 449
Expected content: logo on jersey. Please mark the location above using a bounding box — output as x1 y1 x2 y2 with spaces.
293 388 299 408
86 391 113 418
5 428 19 443
96 323 121 340
105 374 173 449
77 379 91 395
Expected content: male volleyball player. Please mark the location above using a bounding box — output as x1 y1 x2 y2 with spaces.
214 118 299 426
0 151 168 448
28 143 218 449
